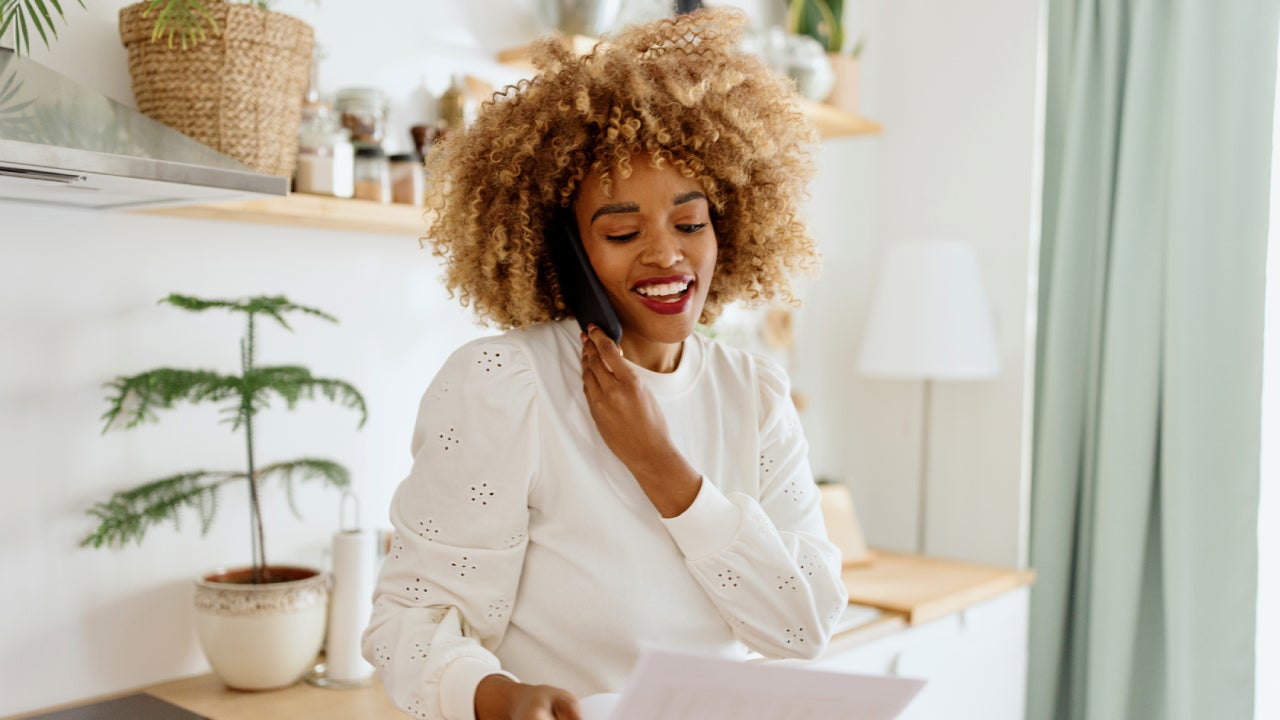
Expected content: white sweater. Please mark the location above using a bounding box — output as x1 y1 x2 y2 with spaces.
363 319 847 720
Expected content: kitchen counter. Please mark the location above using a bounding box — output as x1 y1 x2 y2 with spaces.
6 552 1032 720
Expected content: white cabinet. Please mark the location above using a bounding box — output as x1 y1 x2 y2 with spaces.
818 588 1029 720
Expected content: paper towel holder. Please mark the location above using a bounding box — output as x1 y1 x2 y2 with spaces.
305 491 377 690
339 490 360 533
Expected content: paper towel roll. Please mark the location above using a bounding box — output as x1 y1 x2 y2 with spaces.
326 529 376 682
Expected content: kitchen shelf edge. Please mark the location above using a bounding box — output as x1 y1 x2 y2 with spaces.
133 194 434 237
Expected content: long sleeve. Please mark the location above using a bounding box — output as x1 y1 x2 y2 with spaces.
363 336 538 720
661 357 848 659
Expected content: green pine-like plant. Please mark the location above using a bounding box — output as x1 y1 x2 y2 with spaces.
82 294 368 584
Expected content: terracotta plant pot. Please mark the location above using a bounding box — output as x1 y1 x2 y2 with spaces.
194 565 328 690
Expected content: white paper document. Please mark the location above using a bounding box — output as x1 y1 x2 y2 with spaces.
580 648 925 720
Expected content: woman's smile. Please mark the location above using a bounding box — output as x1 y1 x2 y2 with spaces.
632 274 695 313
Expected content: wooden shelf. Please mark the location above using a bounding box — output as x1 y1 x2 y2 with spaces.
135 194 432 237
133 34 877 235
797 97 882 138
497 36 881 140
496 34 600 68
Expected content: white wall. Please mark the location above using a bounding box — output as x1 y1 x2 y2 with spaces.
0 0 1041 714
805 0 1043 567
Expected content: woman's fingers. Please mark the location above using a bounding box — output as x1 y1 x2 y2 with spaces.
504 682 582 720
581 331 619 385
586 324 625 368
581 346 603 398
581 325 616 374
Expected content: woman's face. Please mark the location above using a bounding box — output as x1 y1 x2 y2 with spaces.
572 157 717 363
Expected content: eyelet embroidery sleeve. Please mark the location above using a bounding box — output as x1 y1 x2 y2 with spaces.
663 357 848 660
363 337 537 720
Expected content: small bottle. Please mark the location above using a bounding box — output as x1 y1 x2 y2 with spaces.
437 75 467 142
389 153 426 207
353 145 391 204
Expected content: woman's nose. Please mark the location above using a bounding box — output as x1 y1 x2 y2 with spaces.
642 228 684 267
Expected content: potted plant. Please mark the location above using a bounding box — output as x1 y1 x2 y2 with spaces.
786 0 865 113
116 1 315 177
82 293 367 690
0 1 313 176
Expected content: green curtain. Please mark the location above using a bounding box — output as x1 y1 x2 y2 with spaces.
1029 1 1278 719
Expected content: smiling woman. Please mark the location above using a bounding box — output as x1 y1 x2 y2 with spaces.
365 8 843 720
422 8 819 332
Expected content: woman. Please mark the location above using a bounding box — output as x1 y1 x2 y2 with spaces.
363 8 847 720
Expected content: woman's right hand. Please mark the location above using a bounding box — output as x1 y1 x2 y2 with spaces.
476 674 583 720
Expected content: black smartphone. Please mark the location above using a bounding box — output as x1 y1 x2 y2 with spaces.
546 209 623 343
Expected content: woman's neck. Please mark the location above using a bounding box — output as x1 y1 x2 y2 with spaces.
620 336 684 374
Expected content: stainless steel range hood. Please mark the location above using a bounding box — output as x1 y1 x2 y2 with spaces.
0 48 287 211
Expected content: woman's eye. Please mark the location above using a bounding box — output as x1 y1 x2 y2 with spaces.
605 232 639 242
677 223 708 234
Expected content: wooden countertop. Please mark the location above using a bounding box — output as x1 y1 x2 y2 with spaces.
4 675 404 720
842 550 1036 625
8 552 1032 720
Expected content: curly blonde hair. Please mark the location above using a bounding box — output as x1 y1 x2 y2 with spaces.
424 7 820 328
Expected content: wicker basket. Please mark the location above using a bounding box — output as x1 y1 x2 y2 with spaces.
119 1 314 177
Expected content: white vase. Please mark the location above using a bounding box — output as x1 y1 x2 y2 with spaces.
754 27 836 101
194 566 328 690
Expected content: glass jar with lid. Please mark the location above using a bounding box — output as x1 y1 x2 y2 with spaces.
334 87 389 147
295 122 354 198
353 145 391 204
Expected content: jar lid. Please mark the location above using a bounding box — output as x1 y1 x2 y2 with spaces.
388 152 424 163
355 144 387 158
335 87 388 110
298 124 351 148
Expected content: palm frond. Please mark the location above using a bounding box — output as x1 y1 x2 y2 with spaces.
101 368 242 431
80 470 239 549
144 0 218 50
787 0 844 53
0 0 84 57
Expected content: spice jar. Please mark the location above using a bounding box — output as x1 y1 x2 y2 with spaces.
410 124 437 157
389 153 425 207
295 124 354 198
334 87 389 146
353 145 391 204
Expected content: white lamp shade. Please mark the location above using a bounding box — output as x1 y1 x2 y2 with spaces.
858 239 1001 380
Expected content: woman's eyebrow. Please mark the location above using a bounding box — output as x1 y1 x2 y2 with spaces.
674 191 707 206
588 192 706 223
590 202 640 224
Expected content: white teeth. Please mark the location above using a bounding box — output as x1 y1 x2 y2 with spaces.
635 281 690 297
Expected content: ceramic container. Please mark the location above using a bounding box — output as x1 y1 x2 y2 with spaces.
194 566 328 690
